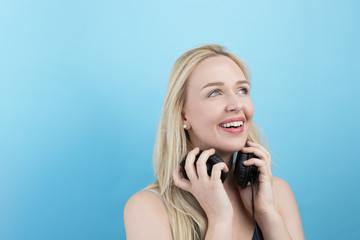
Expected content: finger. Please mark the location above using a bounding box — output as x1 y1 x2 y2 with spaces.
210 162 229 183
241 146 272 169
196 148 215 180
241 146 268 161
173 165 191 191
243 158 266 168
242 158 271 177
246 141 271 159
244 142 272 170
184 147 200 181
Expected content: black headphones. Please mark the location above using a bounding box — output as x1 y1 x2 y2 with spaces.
234 151 258 187
179 147 262 239
179 148 258 187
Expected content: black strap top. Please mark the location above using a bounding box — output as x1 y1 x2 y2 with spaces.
252 222 264 240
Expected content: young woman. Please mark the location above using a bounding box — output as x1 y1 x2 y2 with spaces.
124 44 305 240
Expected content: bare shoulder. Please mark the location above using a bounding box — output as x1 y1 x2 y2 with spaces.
272 176 293 196
124 189 173 240
272 176 297 211
272 176 305 240
125 189 167 216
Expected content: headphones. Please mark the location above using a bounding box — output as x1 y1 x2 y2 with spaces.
179 147 259 187
179 147 262 239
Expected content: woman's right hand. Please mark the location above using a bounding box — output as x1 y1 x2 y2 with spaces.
172 147 233 222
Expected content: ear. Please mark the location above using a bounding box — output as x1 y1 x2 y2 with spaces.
181 109 191 130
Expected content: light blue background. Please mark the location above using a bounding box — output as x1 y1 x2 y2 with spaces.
1 0 359 239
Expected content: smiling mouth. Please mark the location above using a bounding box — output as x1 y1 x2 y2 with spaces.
219 121 244 128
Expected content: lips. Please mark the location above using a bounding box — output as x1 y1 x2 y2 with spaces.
219 117 245 125
218 117 245 133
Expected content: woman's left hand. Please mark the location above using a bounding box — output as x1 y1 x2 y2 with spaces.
238 141 277 217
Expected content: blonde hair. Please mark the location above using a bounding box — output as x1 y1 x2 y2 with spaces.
146 44 267 239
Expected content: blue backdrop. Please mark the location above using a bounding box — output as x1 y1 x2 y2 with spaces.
1 0 359 239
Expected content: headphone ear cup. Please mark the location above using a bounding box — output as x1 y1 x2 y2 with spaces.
234 151 250 187
180 151 228 183
206 154 228 182
234 151 259 187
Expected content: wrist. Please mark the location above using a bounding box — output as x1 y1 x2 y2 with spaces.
205 217 233 240
207 216 233 235
204 203 234 222
255 209 292 240
208 211 233 223
207 210 233 226
255 208 283 228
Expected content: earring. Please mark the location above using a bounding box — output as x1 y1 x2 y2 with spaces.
183 124 187 129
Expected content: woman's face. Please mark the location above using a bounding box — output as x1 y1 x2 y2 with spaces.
182 55 254 156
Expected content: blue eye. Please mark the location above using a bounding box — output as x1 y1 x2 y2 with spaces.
238 88 248 95
208 90 221 97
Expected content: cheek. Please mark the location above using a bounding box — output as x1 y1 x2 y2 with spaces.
186 103 220 133
191 106 213 126
185 103 203 124
246 99 255 119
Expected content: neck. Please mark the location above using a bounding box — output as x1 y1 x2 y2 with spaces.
216 151 237 189
216 152 234 167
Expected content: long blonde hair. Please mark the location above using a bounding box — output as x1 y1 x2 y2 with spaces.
146 44 267 239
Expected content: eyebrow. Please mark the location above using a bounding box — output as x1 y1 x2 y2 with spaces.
201 80 249 90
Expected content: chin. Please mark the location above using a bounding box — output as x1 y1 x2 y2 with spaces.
214 142 246 155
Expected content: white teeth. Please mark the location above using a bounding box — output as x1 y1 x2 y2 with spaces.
221 121 244 128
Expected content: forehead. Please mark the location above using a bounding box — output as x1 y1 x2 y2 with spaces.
187 55 247 88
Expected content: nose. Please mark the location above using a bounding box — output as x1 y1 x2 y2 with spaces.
225 92 242 112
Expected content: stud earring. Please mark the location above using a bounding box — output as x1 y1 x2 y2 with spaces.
183 124 187 129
